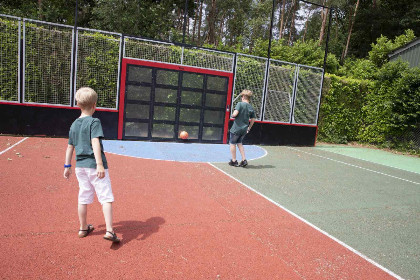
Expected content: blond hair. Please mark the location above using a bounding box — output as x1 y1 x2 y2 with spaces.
75 87 97 109
240 89 252 100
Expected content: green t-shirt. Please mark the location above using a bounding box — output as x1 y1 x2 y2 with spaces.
68 116 108 169
230 102 256 135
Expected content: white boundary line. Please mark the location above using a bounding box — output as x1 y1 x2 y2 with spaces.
208 162 404 280
0 137 29 155
314 146 420 175
249 145 268 161
289 147 420 186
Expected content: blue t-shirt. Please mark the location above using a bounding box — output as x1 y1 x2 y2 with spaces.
68 116 108 169
230 102 256 135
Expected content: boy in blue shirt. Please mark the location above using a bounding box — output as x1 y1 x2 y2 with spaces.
63 87 120 243
229 90 256 167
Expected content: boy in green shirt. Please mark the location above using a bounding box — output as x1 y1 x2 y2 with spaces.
63 87 120 243
229 90 256 167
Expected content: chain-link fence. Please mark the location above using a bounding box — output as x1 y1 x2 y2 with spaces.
182 47 234 72
292 65 324 125
76 28 122 109
23 19 73 106
124 37 182 65
0 15 20 102
0 13 324 125
124 37 234 73
264 60 297 123
233 54 268 120
388 124 420 151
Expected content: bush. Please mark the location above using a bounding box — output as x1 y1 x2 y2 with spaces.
0 17 20 101
318 74 371 143
369 29 416 67
359 61 420 153
338 58 377 80
252 39 340 74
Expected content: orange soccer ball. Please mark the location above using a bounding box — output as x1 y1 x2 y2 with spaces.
179 131 189 140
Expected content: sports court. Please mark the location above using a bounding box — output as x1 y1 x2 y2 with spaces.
1 136 418 279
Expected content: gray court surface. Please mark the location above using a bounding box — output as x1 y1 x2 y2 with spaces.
213 146 420 280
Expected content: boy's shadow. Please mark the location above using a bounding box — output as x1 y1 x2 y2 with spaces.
96 217 165 250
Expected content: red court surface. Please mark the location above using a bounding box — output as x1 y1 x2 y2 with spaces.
0 136 398 279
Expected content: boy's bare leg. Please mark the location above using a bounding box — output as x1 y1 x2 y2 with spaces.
230 144 237 161
102 202 114 234
237 144 246 161
78 204 88 230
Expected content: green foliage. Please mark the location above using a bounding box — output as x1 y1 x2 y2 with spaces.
90 0 186 39
349 0 419 58
338 58 377 80
358 61 420 153
318 74 371 143
24 22 73 105
369 29 416 67
76 32 121 108
251 39 340 74
0 18 20 101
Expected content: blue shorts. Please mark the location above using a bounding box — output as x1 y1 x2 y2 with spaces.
229 132 246 144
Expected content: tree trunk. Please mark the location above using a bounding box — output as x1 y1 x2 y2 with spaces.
217 12 226 47
283 0 294 41
192 0 198 43
302 9 312 42
38 0 43 20
318 0 327 45
288 0 297 45
206 0 217 45
279 0 286 39
335 8 339 40
341 0 360 61
197 0 203 44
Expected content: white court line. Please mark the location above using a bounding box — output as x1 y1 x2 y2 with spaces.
0 137 29 155
288 147 420 186
208 162 404 280
249 145 268 161
314 147 420 175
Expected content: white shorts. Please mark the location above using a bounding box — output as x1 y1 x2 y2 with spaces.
75 168 114 205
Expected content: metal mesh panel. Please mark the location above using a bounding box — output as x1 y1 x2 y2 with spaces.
24 20 73 105
232 54 268 120
388 124 420 152
124 37 182 65
182 48 234 72
264 60 297 123
76 28 121 109
292 65 323 125
0 15 20 102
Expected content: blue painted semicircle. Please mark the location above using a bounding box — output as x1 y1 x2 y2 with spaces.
103 140 267 163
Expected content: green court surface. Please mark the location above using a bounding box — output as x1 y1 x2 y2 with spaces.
316 144 420 174
213 145 420 280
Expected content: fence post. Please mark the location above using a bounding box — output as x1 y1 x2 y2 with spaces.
230 53 238 114
260 0 276 121
290 65 300 124
22 19 26 103
70 0 78 107
116 34 125 110
317 6 333 126
18 18 22 103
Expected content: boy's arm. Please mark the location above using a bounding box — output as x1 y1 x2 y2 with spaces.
91 137 105 179
231 110 239 118
247 118 256 133
64 144 74 179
